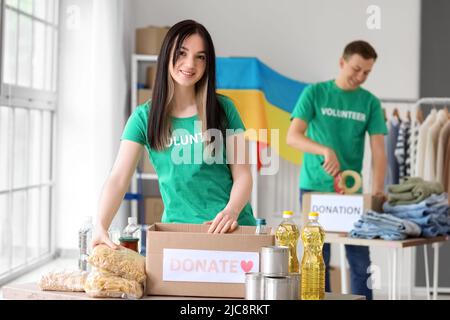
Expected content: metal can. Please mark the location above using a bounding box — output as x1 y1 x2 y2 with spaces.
264 276 294 300
287 273 301 300
260 246 289 276
245 272 264 300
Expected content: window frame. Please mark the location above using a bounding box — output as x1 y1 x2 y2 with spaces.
1 0 58 109
0 0 59 286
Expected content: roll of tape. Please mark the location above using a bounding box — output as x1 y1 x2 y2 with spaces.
336 170 362 194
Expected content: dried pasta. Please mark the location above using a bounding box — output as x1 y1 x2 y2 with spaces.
84 268 144 299
38 270 88 292
87 244 146 283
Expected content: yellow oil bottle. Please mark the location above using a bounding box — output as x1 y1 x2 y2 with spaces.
301 212 325 300
275 210 299 273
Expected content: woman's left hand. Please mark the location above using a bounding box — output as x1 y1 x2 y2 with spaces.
205 208 239 234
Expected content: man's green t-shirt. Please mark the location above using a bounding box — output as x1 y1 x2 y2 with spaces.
121 94 255 226
291 79 388 192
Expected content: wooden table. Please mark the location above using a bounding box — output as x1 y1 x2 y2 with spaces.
2 283 365 300
325 233 449 300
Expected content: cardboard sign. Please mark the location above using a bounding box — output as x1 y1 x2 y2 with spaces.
309 194 364 232
162 248 259 283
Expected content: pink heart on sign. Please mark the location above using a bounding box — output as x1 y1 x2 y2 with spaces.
240 260 253 273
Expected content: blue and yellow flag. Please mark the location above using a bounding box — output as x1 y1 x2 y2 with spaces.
216 57 308 165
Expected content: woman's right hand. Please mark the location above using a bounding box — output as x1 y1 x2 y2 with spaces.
91 226 119 250
322 147 340 177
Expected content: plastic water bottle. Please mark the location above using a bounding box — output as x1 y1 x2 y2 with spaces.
275 210 300 273
78 216 93 271
301 212 325 300
255 218 268 234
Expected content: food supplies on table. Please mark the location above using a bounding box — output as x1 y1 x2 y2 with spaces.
38 270 88 292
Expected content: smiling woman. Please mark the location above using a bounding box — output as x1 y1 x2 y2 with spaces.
91 20 256 250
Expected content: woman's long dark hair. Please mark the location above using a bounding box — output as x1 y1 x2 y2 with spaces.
148 20 227 150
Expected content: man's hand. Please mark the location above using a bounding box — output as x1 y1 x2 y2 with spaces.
322 147 340 177
205 208 239 234
91 226 119 250
372 190 387 204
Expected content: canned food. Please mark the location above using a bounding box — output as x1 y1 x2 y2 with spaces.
264 276 295 300
260 246 289 276
287 273 301 300
245 272 264 300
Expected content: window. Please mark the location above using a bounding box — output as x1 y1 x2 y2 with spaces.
0 0 59 285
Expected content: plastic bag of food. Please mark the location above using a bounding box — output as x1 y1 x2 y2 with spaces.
87 244 146 283
84 268 144 299
38 270 88 292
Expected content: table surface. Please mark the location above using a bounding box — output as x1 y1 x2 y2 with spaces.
2 283 365 300
325 233 449 248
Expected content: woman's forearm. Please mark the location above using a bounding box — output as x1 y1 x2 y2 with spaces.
96 173 131 231
225 170 253 216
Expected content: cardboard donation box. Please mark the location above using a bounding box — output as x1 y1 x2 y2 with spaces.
302 193 383 233
146 223 274 298
135 26 170 55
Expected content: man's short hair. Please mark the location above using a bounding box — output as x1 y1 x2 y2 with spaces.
343 40 378 61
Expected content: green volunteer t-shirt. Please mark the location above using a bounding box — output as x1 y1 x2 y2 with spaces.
291 79 388 192
121 94 255 226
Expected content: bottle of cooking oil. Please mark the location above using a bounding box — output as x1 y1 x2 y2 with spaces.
301 212 325 300
275 210 299 273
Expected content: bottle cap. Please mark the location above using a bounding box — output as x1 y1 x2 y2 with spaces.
308 212 319 219
128 217 137 225
256 218 266 226
282 210 294 218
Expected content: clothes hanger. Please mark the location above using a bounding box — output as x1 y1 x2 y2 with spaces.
416 108 424 124
392 108 401 123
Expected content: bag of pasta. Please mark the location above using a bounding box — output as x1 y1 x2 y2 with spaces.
38 270 88 292
84 268 144 299
87 244 146 283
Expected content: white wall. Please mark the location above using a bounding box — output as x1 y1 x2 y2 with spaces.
133 0 420 100
56 0 134 250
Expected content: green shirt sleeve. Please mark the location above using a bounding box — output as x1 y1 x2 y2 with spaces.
218 95 246 134
291 84 315 123
367 97 388 135
121 103 149 145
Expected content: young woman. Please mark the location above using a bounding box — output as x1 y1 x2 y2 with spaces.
92 20 255 249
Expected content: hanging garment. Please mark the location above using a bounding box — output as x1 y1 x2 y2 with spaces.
394 121 411 181
444 137 450 194
415 109 437 178
408 121 420 177
423 110 449 181
386 117 401 185
436 120 450 186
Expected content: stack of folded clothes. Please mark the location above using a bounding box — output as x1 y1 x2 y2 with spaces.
383 192 450 238
387 177 444 206
349 210 421 240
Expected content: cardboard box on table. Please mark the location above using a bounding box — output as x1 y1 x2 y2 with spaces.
146 223 274 298
301 193 384 233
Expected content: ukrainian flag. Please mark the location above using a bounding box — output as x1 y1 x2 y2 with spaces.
216 57 308 165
